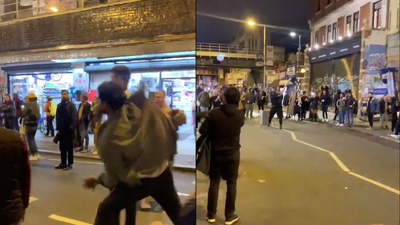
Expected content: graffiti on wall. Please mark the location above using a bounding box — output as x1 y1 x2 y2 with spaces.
361 44 388 97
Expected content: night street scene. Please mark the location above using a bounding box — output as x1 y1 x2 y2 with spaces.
196 0 400 224
0 0 196 225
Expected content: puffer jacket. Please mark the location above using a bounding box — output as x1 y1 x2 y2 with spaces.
21 97 40 126
1 100 16 119
0 128 31 224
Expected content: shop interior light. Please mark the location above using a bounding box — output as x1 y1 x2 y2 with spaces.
347 33 352 37
300 68 306 73
314 44 319 49
323 42 326 46
338 36 343 40
308 47 312 51
329 40 334 43
50 7 58 12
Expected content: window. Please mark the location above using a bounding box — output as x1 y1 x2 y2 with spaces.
327 25 332 42
372 1 382 28
346 15 352 35
315 31 319 45
317 0 321 12
332 23 337 40
353 11 360 33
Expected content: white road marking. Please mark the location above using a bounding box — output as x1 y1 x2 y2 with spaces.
270 125 400 196
49 214 91 225
178 192 189 196
29 197 38 203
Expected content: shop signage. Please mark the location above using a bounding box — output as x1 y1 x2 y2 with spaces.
308 34 361 64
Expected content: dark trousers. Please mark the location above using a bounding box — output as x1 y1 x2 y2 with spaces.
367 111 374 128
321 105 328 119
107 188 136 225
300 107 307 120
25 125 38 156
94 168 181 225
395 120 400 135
333 108 339 121
46 116 55 136
59 129 74 166
14 117 19 131
5 118 14 130
257 101 264 111
208 152 240 219
79 122 89 150
392 115 398 132
268 107 283 125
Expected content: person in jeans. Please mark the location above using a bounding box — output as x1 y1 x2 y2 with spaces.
379 95 390 129
332 90 341 123
257 86 266 111
199 87 244 225
44 96 55 137
0 127 31 225
345 91 355 127
55 90 77 171
336 93 346 127
365 92 379 130
89 97 103 155
77 94 91 153
300 91 309 121
245 88 256 118
21 93 40 161
320 90 330 122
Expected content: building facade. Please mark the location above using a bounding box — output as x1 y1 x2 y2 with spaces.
308 0 395 101
386 0 400 74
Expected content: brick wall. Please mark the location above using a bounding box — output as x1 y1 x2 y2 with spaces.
0 0 195 53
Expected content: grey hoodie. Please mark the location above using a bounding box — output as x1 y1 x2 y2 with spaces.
21 98 40 126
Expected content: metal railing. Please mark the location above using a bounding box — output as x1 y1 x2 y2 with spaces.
196 43 263 55
0 0 125 22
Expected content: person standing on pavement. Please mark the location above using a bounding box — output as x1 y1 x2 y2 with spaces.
379 95 390 129
199 87 244 225
344 91 356 127
320 90 330 122
332 90 341 123
309 92 319 122
21 93 40 161
44 96 55 137
77 94 91 153
238 87 246 114
245 88 256 118
55 90 77 170
336 93 346 127
2 94 16 130
0 127 31 225
198 88 210 113
257 86 266 111
300 91 309 121
390 92 399 133
89 97 103 155
13 94 22 131
210 89 222 109
268 89 283 129
283 92 290 119
365 92 379 130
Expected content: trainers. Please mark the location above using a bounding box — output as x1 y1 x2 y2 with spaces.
336 123 340 126
140 199 151 210
206 212 216 223
225 214 239 225
55 164 66 169
92 150 98 155
63 165 73 171
339 124 344 127
390 134 400 139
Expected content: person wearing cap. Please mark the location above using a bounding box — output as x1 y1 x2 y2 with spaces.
44 96 55 137
21 92 40 161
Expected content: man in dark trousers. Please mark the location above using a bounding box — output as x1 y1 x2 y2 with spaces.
77 94 91 153
199 87 244 225
390 91 399 133
268 89 283 129
0 127 31 225
55 90 77 171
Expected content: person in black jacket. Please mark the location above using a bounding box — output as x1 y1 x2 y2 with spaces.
2 94 16 130
390 92 399 133
300 91 310 121
55 90 78 170
320 90 330 122
245 88 256 118
257 86 267 111
77 94 91 153
0 127 31 225
345 91 356 127
309 92 319 122
199 87 244 225
332 90 341 123
268 89 283 129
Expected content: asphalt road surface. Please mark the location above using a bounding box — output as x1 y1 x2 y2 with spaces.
196 118 400 225
25 156 195 225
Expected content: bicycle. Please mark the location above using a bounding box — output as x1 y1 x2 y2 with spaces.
37 116 47 135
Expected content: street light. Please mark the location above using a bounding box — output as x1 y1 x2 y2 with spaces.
300 68 306 73
289 32 302 90
50 7 58 12
247 20 267 90
290 32 296 37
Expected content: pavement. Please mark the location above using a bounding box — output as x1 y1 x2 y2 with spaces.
25 155 195 225
196 117 400 225
34 128 196 171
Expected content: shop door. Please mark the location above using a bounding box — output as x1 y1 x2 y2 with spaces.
161 78 195 140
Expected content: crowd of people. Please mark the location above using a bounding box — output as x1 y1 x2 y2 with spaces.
1 65 196 225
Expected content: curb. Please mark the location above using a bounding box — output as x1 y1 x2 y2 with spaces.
38 149 196 173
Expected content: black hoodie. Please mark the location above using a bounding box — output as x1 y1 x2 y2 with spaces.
199 104 245 153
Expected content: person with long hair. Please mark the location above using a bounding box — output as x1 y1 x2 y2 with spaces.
309 92 319 122
320 90 330 122
2 94 16 130
89 97 103 155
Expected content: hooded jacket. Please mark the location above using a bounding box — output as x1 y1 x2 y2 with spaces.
199 104 245 154
21 94 40 126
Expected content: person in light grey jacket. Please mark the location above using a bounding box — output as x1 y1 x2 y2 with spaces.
83 81 181 225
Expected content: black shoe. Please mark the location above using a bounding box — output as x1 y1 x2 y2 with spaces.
225 214 239 225
55 164 66 169
267 124 271 127
279 125 282 129
206 212 216 223
63 165 73 171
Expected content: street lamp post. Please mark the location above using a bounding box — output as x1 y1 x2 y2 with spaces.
290 32 302 91
248 20 267 91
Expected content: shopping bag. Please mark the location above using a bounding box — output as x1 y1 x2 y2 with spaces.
196 136 211 176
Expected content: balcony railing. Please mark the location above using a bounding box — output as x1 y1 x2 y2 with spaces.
196 43 263 55
0 0 125 22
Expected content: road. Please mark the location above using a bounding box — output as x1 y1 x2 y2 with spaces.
25 156 195 225
196 118 400 225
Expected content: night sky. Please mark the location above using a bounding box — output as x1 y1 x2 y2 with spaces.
197 0 312 52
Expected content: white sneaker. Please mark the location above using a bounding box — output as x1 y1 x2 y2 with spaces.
29 155 38 161
389 134 400 139
336 123 340 126
140 199 151 209
35 154 41 159
339 124 344 127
